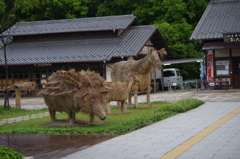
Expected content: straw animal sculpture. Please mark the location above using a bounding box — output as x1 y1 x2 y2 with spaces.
111 48 167 108
39 69 109 124
8 82 36 91
104 74 139 113
8 82 36 109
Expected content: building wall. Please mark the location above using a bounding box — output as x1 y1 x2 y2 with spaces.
205 48 240 88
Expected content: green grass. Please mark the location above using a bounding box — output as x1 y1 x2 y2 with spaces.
0 99 204 135
0 106 48 120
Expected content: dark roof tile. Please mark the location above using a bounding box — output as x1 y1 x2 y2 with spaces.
111 25 157 58
0 38 121 65
3 15 137 36
190 0 240 41
0 25 172 65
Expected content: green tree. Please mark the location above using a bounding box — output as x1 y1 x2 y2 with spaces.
0 0 24 109
153 0 208 79
94 0 209 79
16 0 89 21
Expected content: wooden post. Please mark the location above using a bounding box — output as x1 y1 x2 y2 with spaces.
15 88 21 109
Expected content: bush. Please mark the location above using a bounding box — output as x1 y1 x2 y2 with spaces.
0 146 23 159
158 98 204 113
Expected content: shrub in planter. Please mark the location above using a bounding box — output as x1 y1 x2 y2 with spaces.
0 146 23 159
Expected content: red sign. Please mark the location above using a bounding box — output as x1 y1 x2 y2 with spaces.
207 54 213 81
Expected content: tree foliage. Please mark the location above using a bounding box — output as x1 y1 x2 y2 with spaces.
93 0 209 79
1 0 210 80
16 0 88 21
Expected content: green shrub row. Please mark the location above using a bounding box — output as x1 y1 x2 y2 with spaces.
0 146 23 159
158 98 204 113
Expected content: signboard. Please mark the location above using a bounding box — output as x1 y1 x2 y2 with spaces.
223 33 240 43
215 60 229 76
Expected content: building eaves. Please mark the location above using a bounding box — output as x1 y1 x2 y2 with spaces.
2 15 137 36
202 42 240 50
0 38 121 65
162 57 203 65
190 0 240 41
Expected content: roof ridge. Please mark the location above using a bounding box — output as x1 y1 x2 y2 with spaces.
16 15 135 25
131 25 156 28
3 15 138 36
211 0 238 3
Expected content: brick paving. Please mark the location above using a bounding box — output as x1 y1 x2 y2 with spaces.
0 134 117 159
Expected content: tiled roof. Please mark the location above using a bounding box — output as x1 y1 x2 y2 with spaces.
190 0 240 41
0 38 121 65
2 15 137 36
110 25 173 59
110 26 157 58
0 25 172 65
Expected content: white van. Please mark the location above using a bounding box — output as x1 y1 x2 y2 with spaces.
163 68 183 87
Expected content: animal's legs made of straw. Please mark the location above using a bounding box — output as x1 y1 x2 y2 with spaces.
128 92 132 105
68 111 75 124
146 86 152 107
89 112 94 123
133 85 139 108
106 102 111 114
121 101 126 113
49 109 56 121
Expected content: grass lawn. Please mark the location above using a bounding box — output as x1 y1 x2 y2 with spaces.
0 106 48 120
0 98 204 135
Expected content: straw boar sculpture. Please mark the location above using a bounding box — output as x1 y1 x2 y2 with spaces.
39 69 109 124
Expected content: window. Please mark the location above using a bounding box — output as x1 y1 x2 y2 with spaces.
176 70 181 76
163 70 175 77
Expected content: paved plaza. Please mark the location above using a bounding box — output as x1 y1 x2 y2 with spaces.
63 102 240 159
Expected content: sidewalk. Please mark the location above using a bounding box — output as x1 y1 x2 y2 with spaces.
62 102 240 159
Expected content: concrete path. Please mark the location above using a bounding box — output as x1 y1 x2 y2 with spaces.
0 112 50 125
62 102 240 159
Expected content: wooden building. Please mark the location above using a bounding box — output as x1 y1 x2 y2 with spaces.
0 15 173 90
190 0 240 89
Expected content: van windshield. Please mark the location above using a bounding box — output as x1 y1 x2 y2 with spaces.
176 70 181 76
163 70 175 77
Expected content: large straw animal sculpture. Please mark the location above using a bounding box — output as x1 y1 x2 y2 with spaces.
8 82 36 109
39 69 109 124
111 48 167 108
104 74 139 114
